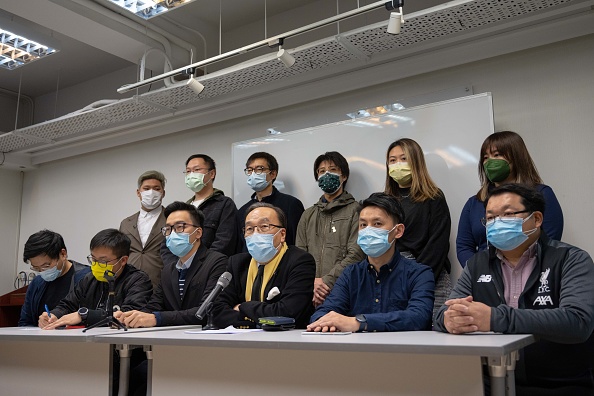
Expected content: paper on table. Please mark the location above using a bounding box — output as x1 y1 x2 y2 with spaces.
301 331 352 335
185 326 263 334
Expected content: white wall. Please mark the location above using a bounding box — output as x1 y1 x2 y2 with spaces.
9 33 594 293
0 169 23 294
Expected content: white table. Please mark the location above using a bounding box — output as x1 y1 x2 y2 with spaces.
0 325 199 396
94 329 535 396
0 327 116 396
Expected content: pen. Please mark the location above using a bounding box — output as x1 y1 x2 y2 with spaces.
45 304 51 319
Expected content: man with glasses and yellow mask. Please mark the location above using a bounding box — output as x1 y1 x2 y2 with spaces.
213 203 315 328
18 230 90 327
40 229 152 329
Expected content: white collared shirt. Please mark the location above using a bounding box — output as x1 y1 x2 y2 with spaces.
137 206 162 246
176 250 197 271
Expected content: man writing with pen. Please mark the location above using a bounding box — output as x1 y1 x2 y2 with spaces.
18 230 90 327
40 229 152 329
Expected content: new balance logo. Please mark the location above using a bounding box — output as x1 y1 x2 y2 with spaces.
477 275 492 283
534 295 553 306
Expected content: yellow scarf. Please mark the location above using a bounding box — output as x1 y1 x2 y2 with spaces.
245 243 288 302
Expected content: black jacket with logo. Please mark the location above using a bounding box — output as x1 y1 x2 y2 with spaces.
435 233 594 389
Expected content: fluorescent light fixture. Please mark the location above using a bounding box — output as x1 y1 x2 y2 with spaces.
0 28 58 70
277 48 295 68
106 0 198 20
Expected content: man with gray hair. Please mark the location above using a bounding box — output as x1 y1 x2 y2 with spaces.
120 170 167 288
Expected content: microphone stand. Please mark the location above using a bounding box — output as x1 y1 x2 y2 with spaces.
202 302 218 331
83 270 127 332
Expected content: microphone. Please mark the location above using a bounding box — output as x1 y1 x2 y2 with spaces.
195 272 232 320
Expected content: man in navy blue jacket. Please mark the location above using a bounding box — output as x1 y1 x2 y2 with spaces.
19 230 90 327
308 193 434 333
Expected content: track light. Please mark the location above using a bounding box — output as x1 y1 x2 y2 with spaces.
277 48 295 68
387 10 405 34
185 77 204 94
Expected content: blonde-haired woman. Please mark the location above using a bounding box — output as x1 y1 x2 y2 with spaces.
456 131 563 266
385 138 451 319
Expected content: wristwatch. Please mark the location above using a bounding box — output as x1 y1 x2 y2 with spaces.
78 307 89 324
355 314 367 332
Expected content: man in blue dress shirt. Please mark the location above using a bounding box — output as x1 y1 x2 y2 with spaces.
308 192 435 332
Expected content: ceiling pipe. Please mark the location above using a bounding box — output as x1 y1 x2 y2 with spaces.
118 0 390 93
54 0 195 63
87 0 200 63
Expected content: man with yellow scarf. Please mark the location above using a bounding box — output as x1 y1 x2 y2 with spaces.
213 203 315 328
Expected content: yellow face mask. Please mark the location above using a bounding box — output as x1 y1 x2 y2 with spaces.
91 258 122 282
389 162 412 186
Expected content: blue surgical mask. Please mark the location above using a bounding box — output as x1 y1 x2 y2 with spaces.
39 260 64 282
246 230 281 263
166 229 198 257
486 213 536 251
357 226 397 257
318 172 342 194
247 172 269 192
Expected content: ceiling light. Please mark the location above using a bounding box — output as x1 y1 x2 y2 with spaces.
277 48 295 68
106 0 198 20
387 12 403 35
0 28 58 70
185 77 204 95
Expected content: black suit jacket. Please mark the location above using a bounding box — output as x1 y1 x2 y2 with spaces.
212 246 315 329
143 244 227 326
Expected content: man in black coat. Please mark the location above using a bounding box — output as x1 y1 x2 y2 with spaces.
213 203 315 329
116 201 227 327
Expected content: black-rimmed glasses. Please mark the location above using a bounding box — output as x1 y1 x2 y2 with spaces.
161 222 200 236
87 255 121 267
244 166 269 176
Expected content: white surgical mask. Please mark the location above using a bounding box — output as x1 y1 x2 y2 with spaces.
141 189 162 210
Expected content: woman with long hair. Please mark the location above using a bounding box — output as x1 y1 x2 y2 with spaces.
456 131 564 266
385 138 452 318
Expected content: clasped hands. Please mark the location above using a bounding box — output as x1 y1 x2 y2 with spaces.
443 296 491 334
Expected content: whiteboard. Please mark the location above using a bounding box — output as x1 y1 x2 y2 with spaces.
232 93 494 275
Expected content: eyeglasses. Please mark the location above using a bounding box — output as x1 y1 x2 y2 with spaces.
161 222 200 236
243 223 282 236
87 255 122 267
29 261 54 272
182 167 211 175
481 210 532 226
244 166 269 176
316 166 340 175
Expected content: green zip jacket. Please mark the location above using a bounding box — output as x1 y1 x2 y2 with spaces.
296 191 365 289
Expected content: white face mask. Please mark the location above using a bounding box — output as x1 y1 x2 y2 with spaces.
140 189 162 210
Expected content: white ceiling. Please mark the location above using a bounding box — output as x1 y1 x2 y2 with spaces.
0 0 593 169
0 0 406 97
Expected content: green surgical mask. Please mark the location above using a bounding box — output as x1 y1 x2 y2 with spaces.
185 172 209 193
483 158 511 183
